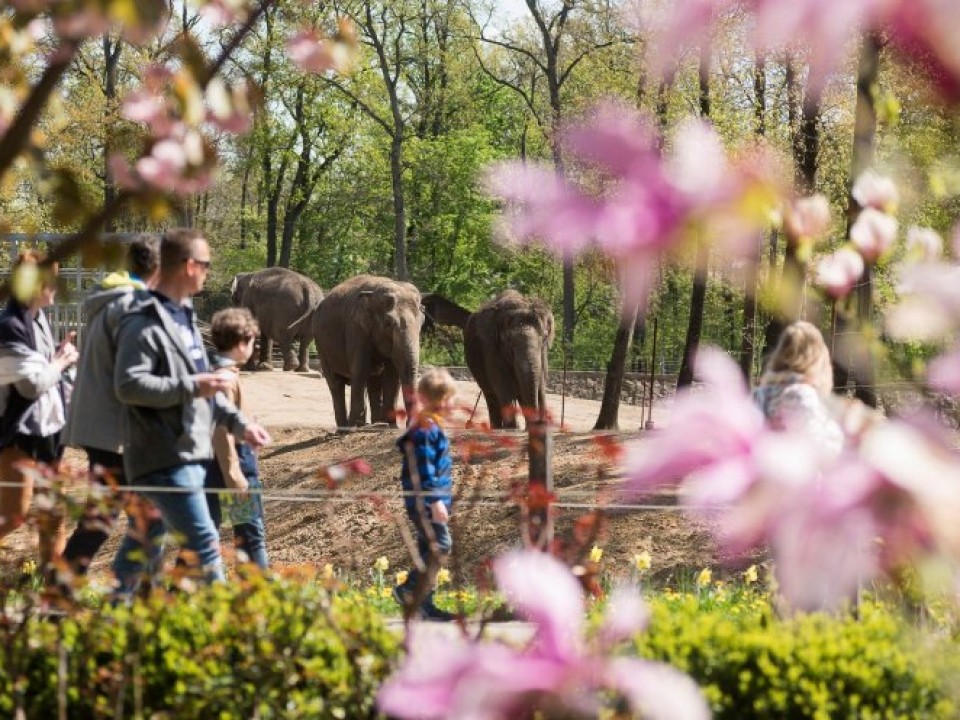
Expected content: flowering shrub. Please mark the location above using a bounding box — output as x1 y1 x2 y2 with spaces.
0 571 397 719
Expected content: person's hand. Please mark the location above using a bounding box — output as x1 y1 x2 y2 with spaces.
234 476 250 496
243 423 271 450
430 500 449 523
54 333 78 369
194 371 236 398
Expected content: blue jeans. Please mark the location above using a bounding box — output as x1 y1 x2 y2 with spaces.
205 445 269 570
113 463 224 595
399 506 452 607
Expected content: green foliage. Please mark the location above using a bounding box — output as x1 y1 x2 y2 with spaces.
0 574 398 719
634 598 958 720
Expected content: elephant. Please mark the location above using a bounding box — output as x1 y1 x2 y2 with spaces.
230 267 323 372
312 274 423 428
464 290 554 429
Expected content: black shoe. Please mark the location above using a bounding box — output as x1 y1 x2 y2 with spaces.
420 603 456 622
393 585 422 617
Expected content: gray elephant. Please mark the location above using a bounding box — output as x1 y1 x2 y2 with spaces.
464 290 554 429
230 267 323 371
313 274 423 427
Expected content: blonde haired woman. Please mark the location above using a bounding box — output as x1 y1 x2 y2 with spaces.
753 321 843 456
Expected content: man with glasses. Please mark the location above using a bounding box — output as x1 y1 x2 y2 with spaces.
112 228 271 594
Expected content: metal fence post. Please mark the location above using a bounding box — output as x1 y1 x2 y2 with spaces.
527 419 554 550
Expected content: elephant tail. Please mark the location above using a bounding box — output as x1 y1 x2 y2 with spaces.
287 297 323 333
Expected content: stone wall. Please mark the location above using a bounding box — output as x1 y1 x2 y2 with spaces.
444 367 676 407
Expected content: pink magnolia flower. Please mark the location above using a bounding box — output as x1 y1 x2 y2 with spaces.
199 0 247 27
205 77 254 134
852 170 900 213
487 102 779 310
784 194 831 246
906 226 943 261
377 550 709 720
815 247 864 299
886 261 960 341
927 347 960 394
287 29 354 74
850 207 898 263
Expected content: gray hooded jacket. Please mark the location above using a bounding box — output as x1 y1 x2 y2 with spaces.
61 277 142 453
114 291 248 480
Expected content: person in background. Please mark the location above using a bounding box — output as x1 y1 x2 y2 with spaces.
0 251 78 573
204 307 269 570
60 236 162 578
753 320 844 456
393 367 457 621
112 228 270 595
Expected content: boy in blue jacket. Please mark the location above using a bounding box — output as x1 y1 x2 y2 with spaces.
393 368 457 621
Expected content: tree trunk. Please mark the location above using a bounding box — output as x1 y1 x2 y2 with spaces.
739 52 766 382
677 45 712 389
594 301 639 430
239 158 251 249
102 36 121 232
833 32 882 407
389 132 408 279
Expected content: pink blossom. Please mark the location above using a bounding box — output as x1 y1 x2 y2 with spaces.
850 207 898 263
815 247 864 299
906 226 943 261
205 77 254 134
199 0 246 27
487 102 777 309
927 346 960 394
852 170 900 213
287 29 352 74
886 261 960 341
377 550 709 720
784 194 831 245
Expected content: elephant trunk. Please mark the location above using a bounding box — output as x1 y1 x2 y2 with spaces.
513 328 545 421
397 332 420 421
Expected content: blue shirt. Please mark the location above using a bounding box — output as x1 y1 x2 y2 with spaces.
151 291 207 372
397 414 453 514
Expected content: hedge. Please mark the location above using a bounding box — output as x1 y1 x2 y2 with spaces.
634 597 957 719
0 572 398 719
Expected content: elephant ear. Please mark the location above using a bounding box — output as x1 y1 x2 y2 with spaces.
357 289 398 332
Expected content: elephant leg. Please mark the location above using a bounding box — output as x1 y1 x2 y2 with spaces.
348 352 371 427
379 365 401 427
367 373 384 424
296 338 311 372
479 386 505 429
280 340 296 372
324 372 349 429
258 337 274 370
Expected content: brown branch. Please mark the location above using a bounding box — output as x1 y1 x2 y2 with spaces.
0 41 79 181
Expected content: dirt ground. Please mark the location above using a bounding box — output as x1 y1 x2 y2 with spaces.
4 371 732 586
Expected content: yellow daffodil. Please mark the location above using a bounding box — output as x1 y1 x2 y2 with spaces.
437 568 451 586
322 563 335 580
696 567 712 588
589 545 603 563
395 570 409 587
20 559 37 576
374 556 389 573
632 551 652 572
743 564 759 584
380 588 393 599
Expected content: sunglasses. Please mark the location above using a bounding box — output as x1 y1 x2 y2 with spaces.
186 257 212 270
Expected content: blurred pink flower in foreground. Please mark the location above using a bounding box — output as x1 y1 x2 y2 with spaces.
638 0 960 101
852 170 900 213
377 550 709 720
622 348 960 609
849 207 898 263
486 102 778 308
815 247 865 299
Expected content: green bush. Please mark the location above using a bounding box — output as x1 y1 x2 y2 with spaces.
0 573 398 719
634 598 957 719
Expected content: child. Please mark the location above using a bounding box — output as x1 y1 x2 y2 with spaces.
205 307 269 569
393 368 457 621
